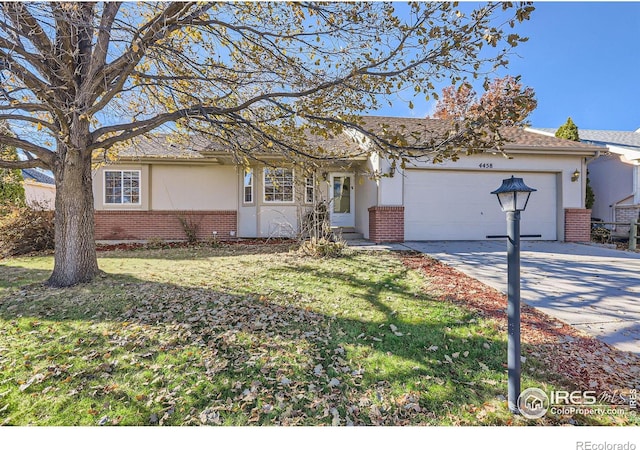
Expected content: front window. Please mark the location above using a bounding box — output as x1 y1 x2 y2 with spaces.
105 170 140 204
305 175 315 204
244 168 253 203
264 167 294 203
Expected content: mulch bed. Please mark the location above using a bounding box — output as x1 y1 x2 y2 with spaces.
95 238 294 252
401 252 640 395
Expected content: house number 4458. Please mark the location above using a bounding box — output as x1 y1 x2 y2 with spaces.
479 163 493 169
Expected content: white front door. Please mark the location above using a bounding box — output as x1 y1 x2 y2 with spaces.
329 173 355 228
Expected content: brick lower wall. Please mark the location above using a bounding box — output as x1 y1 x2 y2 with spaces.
564 208 591 242
94 210 237 241
613 205 640 236
368 206 404 243
614 205 640 223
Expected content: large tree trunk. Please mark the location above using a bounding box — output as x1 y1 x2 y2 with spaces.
47 137 101 287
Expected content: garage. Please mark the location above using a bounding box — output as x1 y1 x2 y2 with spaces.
404 170 558 241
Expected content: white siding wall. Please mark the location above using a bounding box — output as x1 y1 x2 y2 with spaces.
588 154 634 221
24 181 55 210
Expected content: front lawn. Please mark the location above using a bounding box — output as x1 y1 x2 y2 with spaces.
0 244 636 425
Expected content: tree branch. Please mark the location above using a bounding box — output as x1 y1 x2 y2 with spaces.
0 114 57 132
0 157 44 169
0 134 54 166
87 2 197 114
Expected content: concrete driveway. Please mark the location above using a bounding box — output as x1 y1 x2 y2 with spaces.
400 241 640 355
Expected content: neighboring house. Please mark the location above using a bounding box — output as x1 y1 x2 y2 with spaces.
92 116 599 243
22 168 55 210
529 127 640 227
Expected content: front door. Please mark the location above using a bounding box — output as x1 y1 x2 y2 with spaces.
329 173 355 228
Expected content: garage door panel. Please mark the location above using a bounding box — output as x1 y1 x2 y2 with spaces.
404 171 557 240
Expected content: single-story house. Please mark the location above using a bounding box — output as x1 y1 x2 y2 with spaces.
92 116 600 243
22 168 55 210
529 127 640 228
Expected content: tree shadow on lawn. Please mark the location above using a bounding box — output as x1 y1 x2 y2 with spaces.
0 263 52 289
0 262 610 426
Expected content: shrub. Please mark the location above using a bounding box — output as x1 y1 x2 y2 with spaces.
590 223 611 244
176 215 200 244
0 205 55 257
301 201 330 240
298 236 346 258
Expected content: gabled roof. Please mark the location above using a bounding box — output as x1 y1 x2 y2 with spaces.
22 168 55 185
113 129 365 162
530 127 640 161
359 116 601 154
110 116 601 162
117 134 208 159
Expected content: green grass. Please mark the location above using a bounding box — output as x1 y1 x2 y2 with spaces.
0 244 636 425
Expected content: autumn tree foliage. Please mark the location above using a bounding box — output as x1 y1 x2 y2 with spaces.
0 2 535 286
431 83 478 121
430 75 537 127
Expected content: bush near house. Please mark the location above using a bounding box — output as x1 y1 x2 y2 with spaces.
0 204 54 257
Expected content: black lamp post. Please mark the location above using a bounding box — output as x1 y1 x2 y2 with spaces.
491 176 536 414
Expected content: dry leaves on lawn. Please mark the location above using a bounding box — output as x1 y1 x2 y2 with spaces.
402 253 640 393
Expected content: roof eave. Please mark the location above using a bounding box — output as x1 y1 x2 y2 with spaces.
500 145 600 157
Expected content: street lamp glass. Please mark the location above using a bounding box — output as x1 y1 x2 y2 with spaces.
491 176 536 212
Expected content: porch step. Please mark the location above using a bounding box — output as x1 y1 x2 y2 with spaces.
332 227 363 241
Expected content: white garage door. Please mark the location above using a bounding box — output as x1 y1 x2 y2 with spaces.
404 170 558 240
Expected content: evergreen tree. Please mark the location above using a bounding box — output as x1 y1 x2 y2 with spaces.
0 145 25 209
555 117 594 209
555 117 580 141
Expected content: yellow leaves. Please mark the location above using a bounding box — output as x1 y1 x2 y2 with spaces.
36 122 42 131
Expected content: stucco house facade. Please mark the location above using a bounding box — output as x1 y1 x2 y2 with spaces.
92 117 599 243
530 127 640 229
22 168 56 210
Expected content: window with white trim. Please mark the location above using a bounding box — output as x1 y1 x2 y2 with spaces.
104 170 140 204
305 175 315 204
243 168 253 203
263 167 294 203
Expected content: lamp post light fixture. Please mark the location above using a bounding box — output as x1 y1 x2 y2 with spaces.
491 176 536 414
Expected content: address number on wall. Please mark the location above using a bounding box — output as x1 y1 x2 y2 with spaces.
479 163 494 169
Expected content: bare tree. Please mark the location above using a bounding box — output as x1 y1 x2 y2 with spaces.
0 2 534 286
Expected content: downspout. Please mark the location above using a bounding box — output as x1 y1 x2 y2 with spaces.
583 150 600 210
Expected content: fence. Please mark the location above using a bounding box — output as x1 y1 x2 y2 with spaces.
591 219 638 250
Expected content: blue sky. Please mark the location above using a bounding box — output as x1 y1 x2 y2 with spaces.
377 2 640 132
